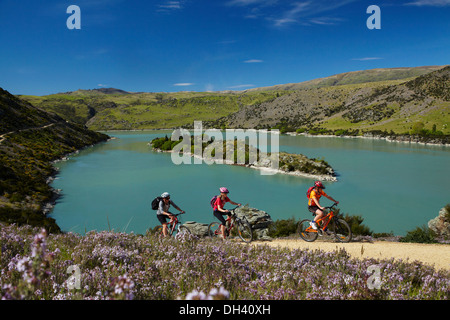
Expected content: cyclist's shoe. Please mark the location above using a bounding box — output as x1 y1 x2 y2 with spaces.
310 221 318 230
317 229 323 236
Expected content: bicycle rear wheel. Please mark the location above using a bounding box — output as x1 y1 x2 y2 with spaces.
154 225 164 238
207 222 221 238
236 220 252 243
298 219 318 242
331 218 352 243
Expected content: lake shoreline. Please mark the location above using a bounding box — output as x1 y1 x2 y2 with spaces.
286 131 449 147
103 128 449 147
44 136 113 218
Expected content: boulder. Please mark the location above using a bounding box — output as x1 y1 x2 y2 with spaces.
428 206 450 238
182 206 274 241
235 206 274 241
183 221 209 237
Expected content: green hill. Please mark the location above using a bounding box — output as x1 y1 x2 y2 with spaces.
18 65 449 135
210 66 450 136
0 87 109 232
246 65 445 91
20 90 289 130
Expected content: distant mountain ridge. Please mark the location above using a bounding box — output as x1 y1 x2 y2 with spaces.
17 65 450 134
245 65 446 92
60 88 131 96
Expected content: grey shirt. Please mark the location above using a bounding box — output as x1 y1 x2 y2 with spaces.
157 199 178 215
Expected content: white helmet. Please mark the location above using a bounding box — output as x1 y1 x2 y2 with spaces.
161 192 170 198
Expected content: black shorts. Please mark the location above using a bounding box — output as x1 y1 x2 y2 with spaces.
157 214 171 224
308 206 322 215
213 210 231 225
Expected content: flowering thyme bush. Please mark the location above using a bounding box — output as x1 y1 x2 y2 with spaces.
1 224 449 300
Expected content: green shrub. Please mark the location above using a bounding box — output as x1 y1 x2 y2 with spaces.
268 217 299 238
400 225 437 244
160 140 173 151
341 213 373 236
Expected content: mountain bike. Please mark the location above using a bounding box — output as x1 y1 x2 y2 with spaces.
155 213 192 238
208 207 253 243
298 203 352 243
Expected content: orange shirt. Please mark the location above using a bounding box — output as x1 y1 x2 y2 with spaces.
308 189 327 206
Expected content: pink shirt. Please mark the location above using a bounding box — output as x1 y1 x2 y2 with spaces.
214 195 230 211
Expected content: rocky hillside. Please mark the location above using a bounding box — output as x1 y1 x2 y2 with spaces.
208 66 450 135
18 66 448 134
0 87 109 232
247 65 444 91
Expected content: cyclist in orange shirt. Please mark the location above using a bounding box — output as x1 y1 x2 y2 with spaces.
308 181 339 233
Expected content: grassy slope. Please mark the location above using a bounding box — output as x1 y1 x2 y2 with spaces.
213 67 450 135
0 88 109 232
18 65 449 134
21 91 290 130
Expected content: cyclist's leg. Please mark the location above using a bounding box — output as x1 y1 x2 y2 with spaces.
308 206 322 229
213 210 227 238
157 214 169 237
314 208 325 223
162 223 169 237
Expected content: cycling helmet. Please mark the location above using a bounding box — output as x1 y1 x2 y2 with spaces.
161 192 170 198
219 187 229 194
314 181 325 189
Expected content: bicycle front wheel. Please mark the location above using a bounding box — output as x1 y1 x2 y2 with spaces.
236 220 253 243
174 225 192 238
331 218 352 243
208 222 221 238
298 219 318 242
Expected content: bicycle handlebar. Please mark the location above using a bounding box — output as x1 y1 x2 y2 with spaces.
324 203 338 210
170 212 186 217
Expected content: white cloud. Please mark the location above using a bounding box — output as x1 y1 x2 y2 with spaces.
227 0 278 7
98 84 109 87
157 1 183 12
228 84 255 89
244 59 263 63
227 0 357 27
352 57 383 61
405 0 450 6
173 83 195 86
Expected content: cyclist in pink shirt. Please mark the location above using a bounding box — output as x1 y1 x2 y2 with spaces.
213 187 241 239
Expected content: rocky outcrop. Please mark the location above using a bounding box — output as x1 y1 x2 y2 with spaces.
183 221 209 237
235 206 273 241
183 206 274 241
428 206 450 239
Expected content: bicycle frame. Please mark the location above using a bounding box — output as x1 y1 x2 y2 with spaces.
307 204 337 233
214 207 239 236
162 213 182 236
299 203 351 243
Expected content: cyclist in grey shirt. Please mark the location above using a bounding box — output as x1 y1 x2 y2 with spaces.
157 192 185 237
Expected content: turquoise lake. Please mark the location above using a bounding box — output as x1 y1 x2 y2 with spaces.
50 131 450 236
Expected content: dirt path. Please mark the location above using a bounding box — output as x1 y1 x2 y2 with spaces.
0 123 55 144
253 239 450 271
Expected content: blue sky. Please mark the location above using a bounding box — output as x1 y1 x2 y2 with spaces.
0 0 449 95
